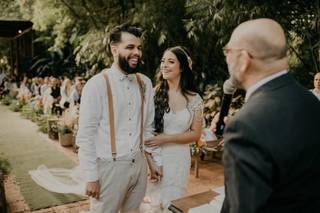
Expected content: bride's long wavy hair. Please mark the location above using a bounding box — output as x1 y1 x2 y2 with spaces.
154 46 198 133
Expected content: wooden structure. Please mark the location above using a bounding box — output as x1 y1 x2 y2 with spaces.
194 138 223 178
0 20 33 77
168 190 219 212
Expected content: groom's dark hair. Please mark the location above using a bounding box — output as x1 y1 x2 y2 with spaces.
109 24 142 45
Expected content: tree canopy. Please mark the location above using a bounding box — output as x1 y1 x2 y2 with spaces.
0 0 318 88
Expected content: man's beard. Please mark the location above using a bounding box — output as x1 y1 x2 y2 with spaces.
228 64 242 89
118 54 141 74
230 74 242 89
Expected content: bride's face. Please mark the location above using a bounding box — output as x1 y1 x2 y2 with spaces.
160 51 181 81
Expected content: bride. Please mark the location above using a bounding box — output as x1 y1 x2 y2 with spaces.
143 46 203 211
29 46 203 212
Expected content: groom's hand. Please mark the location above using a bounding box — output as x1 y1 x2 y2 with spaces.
86 180 100 200
150 165 163 183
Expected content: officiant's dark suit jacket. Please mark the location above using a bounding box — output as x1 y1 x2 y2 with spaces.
221 73 320 213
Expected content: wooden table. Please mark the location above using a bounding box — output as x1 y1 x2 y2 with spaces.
168 190 219 212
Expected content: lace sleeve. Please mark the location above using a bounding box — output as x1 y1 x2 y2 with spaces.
188 94 203 122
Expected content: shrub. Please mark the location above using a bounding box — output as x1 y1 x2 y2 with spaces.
9 100 25 112
1 95 12 106
0 154 11 175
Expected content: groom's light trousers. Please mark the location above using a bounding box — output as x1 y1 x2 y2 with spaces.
90 151 148 213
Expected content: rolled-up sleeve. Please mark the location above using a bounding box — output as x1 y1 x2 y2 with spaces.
143 77 155 141
143 77 162 165
76 79 102 182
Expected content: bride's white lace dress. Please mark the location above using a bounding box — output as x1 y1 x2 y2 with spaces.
142 94 203 212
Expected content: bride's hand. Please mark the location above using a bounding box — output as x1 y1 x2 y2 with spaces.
145 134 168 147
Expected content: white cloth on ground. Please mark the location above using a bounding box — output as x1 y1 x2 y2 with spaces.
29 165 86 196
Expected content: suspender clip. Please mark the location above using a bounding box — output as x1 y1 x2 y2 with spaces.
112 153 116 161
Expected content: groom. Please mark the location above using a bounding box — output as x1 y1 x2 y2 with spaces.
76 25 155 212
221 18 320 212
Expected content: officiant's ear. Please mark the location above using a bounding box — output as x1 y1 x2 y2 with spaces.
239 51 251 73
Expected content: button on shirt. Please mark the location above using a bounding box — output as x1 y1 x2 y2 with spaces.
76 64 154 182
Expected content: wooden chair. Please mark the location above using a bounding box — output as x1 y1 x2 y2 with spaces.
194 138 223 178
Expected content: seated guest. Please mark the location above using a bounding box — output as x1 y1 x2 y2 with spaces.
0 70 6 97
40 76 50 96
42 87 54 114
70 79 85 105
17 76 32 103
310 72 320 100
59 78 73 109
50 77 62 115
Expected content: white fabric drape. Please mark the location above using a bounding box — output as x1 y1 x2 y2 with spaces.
29 165 86 196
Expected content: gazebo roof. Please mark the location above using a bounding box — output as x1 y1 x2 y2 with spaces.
0 19 33 39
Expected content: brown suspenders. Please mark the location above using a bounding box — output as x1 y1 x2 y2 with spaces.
103 71 145 160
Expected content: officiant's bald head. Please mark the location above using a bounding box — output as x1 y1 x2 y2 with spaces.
230 18 287 60
225 18 289 89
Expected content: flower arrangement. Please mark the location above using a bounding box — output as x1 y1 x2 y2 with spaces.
58 123 73 134
57 122 74 146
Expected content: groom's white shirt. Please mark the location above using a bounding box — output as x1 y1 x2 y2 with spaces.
76 64 155 182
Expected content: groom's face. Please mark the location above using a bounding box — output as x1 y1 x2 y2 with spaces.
111 32 142 74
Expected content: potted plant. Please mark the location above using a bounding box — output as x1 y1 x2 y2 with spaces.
58 123 74 146
0 154 11 213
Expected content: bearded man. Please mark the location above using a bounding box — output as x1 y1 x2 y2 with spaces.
76 25 154 213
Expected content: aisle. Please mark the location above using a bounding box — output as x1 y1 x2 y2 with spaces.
0 105 85 211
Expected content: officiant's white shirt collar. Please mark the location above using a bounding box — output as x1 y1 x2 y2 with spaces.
245 70 288 102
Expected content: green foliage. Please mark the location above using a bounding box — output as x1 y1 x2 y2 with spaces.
202 84 244 125
58 124 73 134
21 103 37 120
0 153 11 175
0 95 13 106
20 103 31 117
9 100 24 112
0 0 21 20
202 83 223 124
1 0 318 89
36 114 51 133
221 0 319 87
31 0 64 32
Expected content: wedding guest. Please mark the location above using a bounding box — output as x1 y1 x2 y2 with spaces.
59 78 73 109
17 76 32 102
70 79 85 105
40 76 50 96
310 72 320 100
